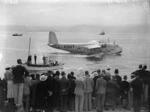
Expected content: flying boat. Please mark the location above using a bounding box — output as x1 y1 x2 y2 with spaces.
47 31 122 56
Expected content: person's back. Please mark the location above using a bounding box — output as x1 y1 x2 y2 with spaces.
121 80 130 95
46 75 55 93
106 68 111 77
104 69 111 81
23 75 32 112
131 76 143 112
148 75 150 110
107 79 119 94
120 80 130 94
24 76 31 95
67 76 76 111
12 65 29 83
131 77 143 98
53 77 60 95
93 75 98 89
30 77 40 109
68 78 76 95
59 72 70 112
75 80 85 96
92 72 99 97
12 59 29 111
0 79 7 111
4 69 13 81
103 74 111 81
84 71 94 111
114 69 122 85
95 77 107 94
120 75 130 109
105 78 119 110
84 76 94 93
35 75 49 110
4 68 14 102
115 75 122 84
95 77 107 112
60 77 70 95
74 79 85 112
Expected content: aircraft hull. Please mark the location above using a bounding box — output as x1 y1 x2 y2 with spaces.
48 44 122 55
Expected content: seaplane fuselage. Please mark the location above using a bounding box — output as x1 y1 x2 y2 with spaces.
47 31 122 55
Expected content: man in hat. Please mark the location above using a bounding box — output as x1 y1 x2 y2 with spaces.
4 65 14 103
35 74 49 112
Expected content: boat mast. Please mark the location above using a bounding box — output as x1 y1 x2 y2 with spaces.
28 37 31 56
148 37 150 70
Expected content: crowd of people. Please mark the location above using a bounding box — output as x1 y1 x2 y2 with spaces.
0 59 150 112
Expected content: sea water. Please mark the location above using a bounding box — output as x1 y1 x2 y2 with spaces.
0 31 149 78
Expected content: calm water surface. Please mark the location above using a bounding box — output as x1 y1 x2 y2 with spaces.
0 31 149 78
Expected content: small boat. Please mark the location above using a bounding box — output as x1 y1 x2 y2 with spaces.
12 33 23 36
25 37 64 74
23 63 64 73
99 31 105 35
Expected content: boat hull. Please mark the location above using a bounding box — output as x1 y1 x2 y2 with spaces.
23 64 64 73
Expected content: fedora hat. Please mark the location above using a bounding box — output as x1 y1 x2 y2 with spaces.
5 64 11 70
40 75 48 81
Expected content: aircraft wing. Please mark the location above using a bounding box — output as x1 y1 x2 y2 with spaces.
83 44 101 49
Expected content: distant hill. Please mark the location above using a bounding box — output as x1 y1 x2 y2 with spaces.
0 25 56 32
0 25 28 31
0 24 149 33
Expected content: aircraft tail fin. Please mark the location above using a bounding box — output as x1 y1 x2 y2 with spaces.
48 31 58 45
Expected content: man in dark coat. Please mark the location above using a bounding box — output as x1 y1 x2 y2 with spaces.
12 59 29 111
114 69 122 84
59 71 70 112
136 64 143 79
35 75 49 111
131 74 143 112
120 75 130 109
142 65 149 103
46 71 55 111
34 54 37 64
147 70 150 112
0 78 7 112
30 74 40 111
27 55 32 64
148 75 150 112
114 69 122 106
67 74 76 111
53 71 61 110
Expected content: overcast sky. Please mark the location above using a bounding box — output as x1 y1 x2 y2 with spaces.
0 0 149 27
